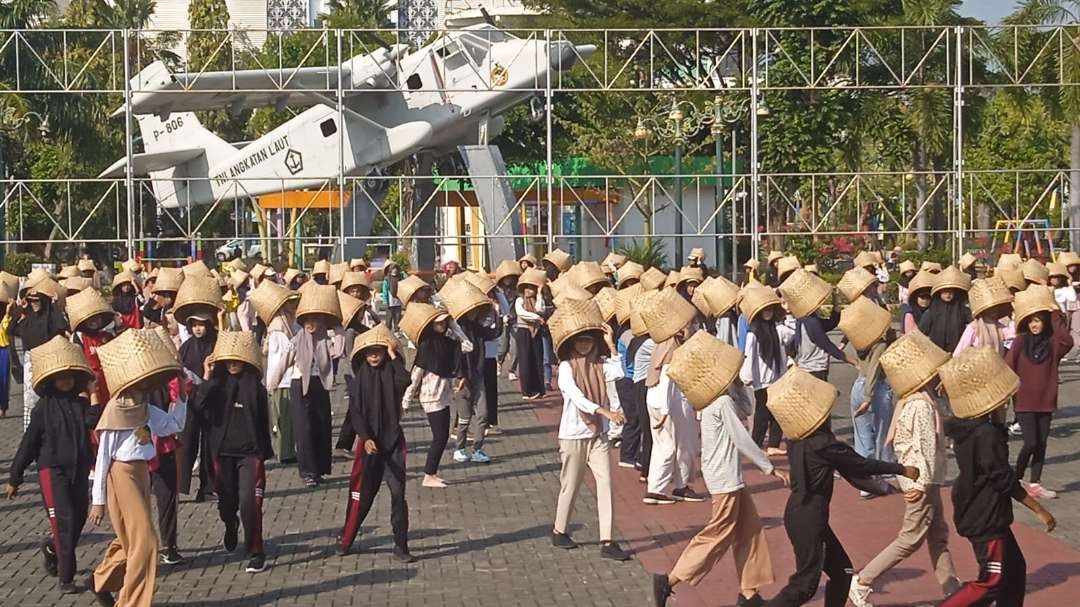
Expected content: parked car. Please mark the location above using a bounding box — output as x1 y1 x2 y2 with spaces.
216 239 261 262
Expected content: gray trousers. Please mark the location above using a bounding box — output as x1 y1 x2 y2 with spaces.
456 373 489 451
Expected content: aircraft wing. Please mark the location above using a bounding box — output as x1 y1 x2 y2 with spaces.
119 46 405 117
98 148 205 178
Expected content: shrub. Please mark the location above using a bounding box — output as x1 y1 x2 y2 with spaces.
616 239 667 269
3 252 42 276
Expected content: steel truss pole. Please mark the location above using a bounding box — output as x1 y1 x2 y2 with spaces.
337 30 346 262
545 29 554 253
750 28 760 261
955 25 964 259
123 29 135 258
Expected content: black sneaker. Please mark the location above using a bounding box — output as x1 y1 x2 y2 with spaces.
672 487 708 502
224 522 239 552
392 546 417 563
642 493 677 505
245 553 266 573
736 593 765 607
652 573 673 606
86 575 115 607
58 582 80 594
42 540 58 577
551 531 578 550
600 542 631 561
303 475 319 488
159 547 185 565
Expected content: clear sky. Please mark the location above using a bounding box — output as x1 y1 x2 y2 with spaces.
961 0 1018 24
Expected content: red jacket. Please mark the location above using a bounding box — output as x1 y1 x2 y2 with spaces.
1005 311 1073 413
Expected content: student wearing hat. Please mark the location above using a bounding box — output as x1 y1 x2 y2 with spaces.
549 299 630 560
339 325 415 561
918 267 973 353
763 368 919 607
449 287 502 464
1048 262 1076 315
896 260 918 307
112 271 144 330
10 285 70 430
68 288 120 407
192 332 273 573
6 337 100 593
779 270 854 383
311 259 331 285
765 251 784 287
494 261 522 382
1004 288 1072 500
686 247 709 276
258 281 300 464
88 329 187 607
381 261 404 335
177 306 219 503
848 333 961 606
401 304 462 488
1060 251 1080 360
333 290 378 457
291 285 341 488
952 277 1015 357
902 270 934 334
140 268 180 331
939 348 1056 606
738 285 795 456
652 333 788 607
514 269 549 399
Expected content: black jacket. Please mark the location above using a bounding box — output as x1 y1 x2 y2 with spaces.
789 426 906 504
348 357 411 451
946 416 1023 542
457 311 501 379
9 394 99 486
192 376 274 461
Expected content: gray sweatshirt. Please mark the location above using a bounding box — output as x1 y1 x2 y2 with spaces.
701 392 775 494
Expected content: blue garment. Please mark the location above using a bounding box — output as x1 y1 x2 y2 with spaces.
737 315 750 351
0 347 9 411
849 375 896 465
617 337 634 378
541 328 554 386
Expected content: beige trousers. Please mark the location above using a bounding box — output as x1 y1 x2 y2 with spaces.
859 485 957 590
670 488 774 592
94 460 158 607
554 436 614 542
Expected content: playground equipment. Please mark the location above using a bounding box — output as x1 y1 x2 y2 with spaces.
990 219 1057 262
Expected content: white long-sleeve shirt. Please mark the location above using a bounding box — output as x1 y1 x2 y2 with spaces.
557 355 624 440
739 323 795 390
514 297 547 326
700 394 774 494
92 399 188 505
646 364 685 417
265 330 295 390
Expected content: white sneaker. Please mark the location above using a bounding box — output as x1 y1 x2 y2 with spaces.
848 577 874 607
470 449 491 463
1008 422 1022 436
507 372 518 381
453 449 470 463
1027 483 1058 499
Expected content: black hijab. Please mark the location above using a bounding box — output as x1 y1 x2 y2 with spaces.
1020 311 1053 364
918 290 971 352
750 313 784 373
37 385 93 474
413 325 460 378
906 289 930 325
16 297 68 350
112 286 138 314
352 353 411 449
179 324 218 377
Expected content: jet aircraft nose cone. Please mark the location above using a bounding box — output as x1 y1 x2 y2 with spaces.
549 42 597 72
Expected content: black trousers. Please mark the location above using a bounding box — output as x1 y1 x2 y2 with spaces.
336 381 357 451
180 408 215 495
425 407 451 476
616 378 640 466
213 455 266 556
1016 411 1052 483
151 451 179 551
767 496 851 607
38 467 89 584
810 369 829 381
634 379 652 474
290 379 333 478
941 529 1026 607
752 388 783 449
340 442 409 550
516 328 545 396
483 357 499 426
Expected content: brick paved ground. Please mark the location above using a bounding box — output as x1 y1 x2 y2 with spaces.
3 345 1080 606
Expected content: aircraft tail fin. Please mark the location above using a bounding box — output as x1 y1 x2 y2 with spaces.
135 112 236 169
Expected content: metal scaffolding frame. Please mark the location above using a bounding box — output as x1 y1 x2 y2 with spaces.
0 24 1078 267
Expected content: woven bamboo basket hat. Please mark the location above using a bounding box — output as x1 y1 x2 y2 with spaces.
839 296 892 352
28 276 64 308
940 346 1020 419
743 257 760 271
997 253 1022 269
593 286 618 321
327 262 348 286
462 270 496 294
701 275 740 317
959 252 978 271
182 259 212 278
543 248 573 273
629 289 661 337
350 324 397 364
1013 285 1058 326
226 258 248 273
349 257 369 270
154 267 184 293
969 276 1013 317
297 284 343 326
341 271 372 295
549 298 606 356
664 270 681 288
909 269 935 297
1058 251 1080 268
617 261 644 286
898 260 917 275
400 302 444 344
931 265 972 295
439 277 492 320
494 259 523 283
283 268 304 286
767 250 784 265
250 280 299 323
0 275 17 304
152 325 178 359
667 331 744 411
880 331 950 398
614 282 643 325
77 259 95 273
337 291 365 327
837 266 877 302
312 259 331 278
602 252 627 273
997 265 1027 292
122 258 143 273
1048 262 1069 280
30 335 94 394
59 265 79 279
921 261 944 273
568 261 609 290
519 253 538 266
642 287 698 343
678 265 705 286
548 275 568 299
228 269 250 291
24 267 51 289
111 270 137 294
738 283 781 322
691 278 713 316
98 328 182 396
766 366 839 440
213 330 263 376
853 250 878 270
62 276 92 295
553 282 593 307
66 287 113 331
639 267 667 291
776 255 802 281
687 247 706 263
517 267 548 290
173 274 224 324
778 269 831 319
1021 258 1050 285
394 274 429 305
804 264 819 275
